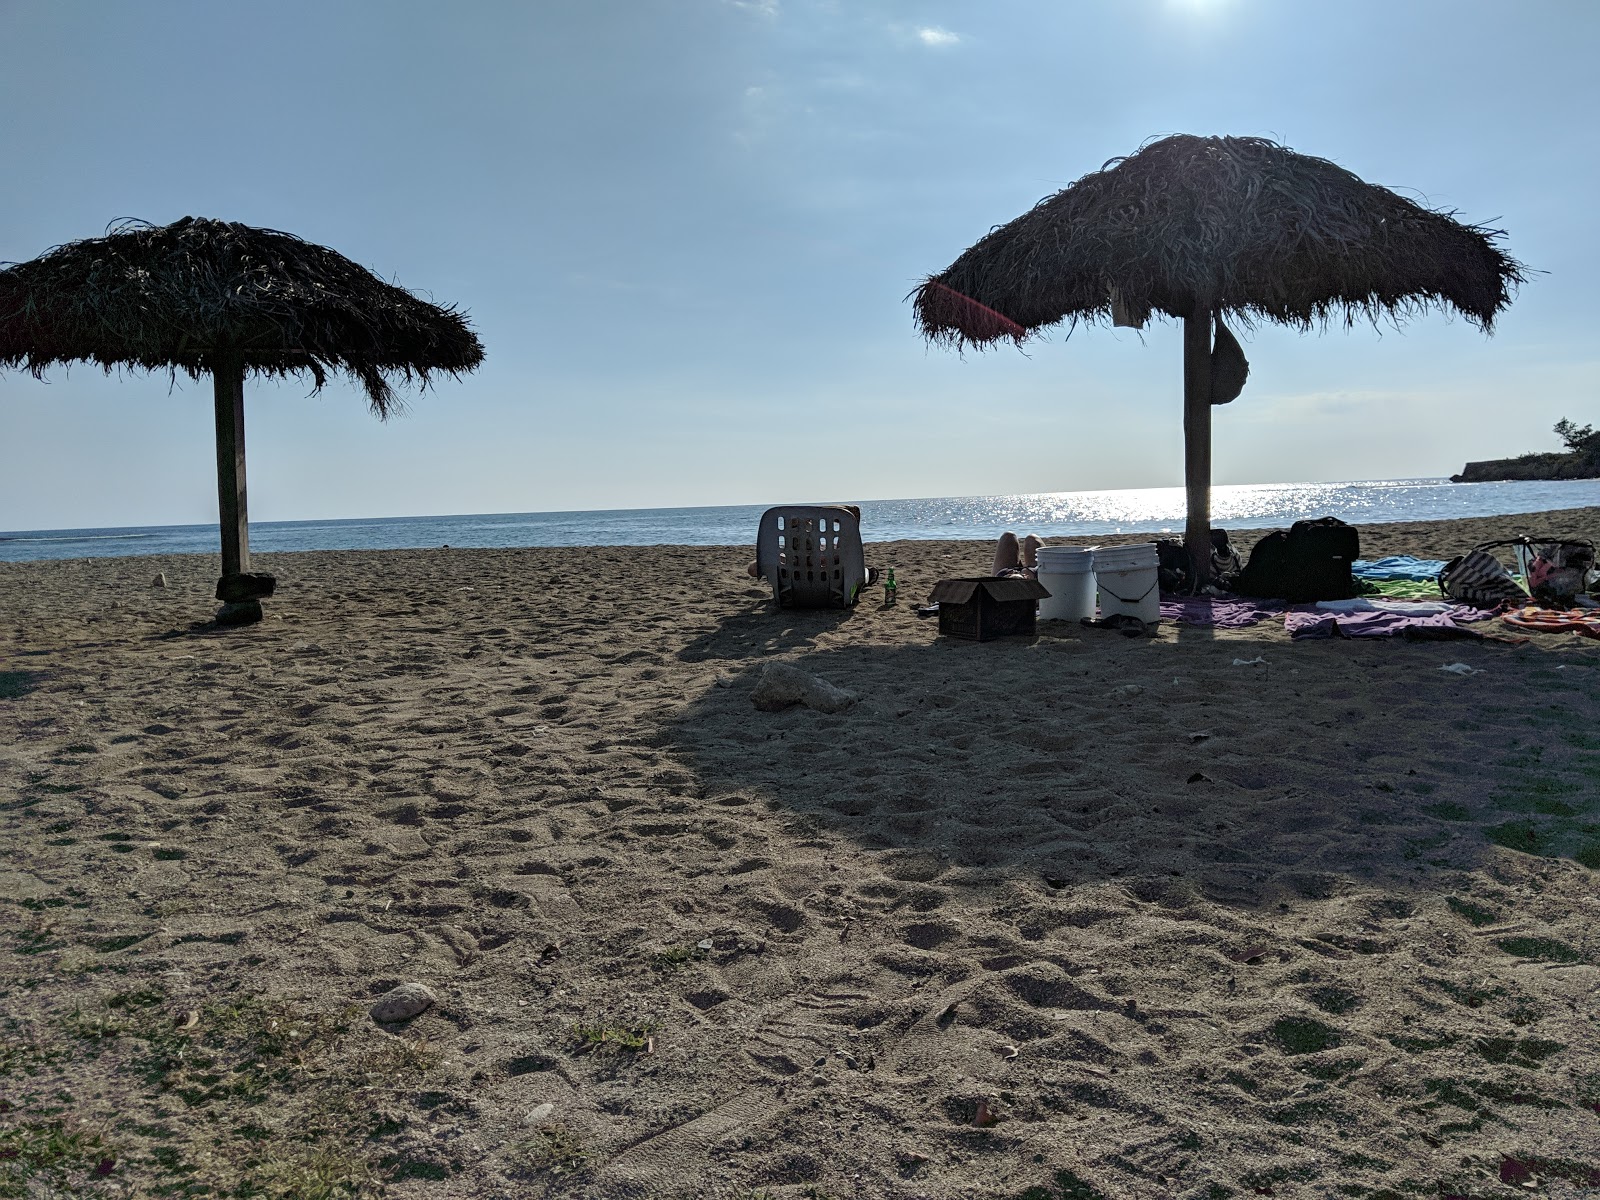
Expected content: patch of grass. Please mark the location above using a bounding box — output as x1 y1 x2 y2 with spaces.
1498 936 1583 963
0 1119 108 1184
153 847 188 861
0 1038 64 1078
1270 1016 1341 1055
512 1124 590 1179
243 1144 380 1198
572 1020 655 1053
1 986 439 1197
649 943 707 972
61 1007 132 1043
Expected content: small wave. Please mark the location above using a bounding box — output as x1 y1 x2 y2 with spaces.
0 532 155 544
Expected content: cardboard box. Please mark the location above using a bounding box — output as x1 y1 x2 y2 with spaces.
928 576 1050 641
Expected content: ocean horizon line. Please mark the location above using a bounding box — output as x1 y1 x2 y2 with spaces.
5 476 1600 564
0 474 1467 539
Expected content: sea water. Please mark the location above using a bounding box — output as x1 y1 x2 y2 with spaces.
4 477 1600 563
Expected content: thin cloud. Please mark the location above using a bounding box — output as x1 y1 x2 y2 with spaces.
727 0 779 16
917 26 961 47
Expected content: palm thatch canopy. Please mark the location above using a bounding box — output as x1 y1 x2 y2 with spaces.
913 134 1524 347
0 216 483 415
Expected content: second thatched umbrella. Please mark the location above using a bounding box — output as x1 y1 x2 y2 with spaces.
914 134 1524 584
0 217 485 622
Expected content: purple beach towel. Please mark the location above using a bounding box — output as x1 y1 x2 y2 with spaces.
1158 594 1288 629
1285 604 1495 641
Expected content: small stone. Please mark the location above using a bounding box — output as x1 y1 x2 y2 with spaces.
750 662 856 714
369 982 437 1023
151 572 168 587
525 1102 555 1124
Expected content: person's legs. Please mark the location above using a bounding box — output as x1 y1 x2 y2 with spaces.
1021 534 1043 569
993 532 1022 575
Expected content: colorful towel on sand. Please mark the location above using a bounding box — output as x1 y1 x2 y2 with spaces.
1352 556 1447 582
1159 594 1287 628
1286 603 1495 641
1500 605 1600 639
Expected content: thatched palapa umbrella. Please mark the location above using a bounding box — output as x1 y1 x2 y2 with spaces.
0 217 484 622
914 134 1524 583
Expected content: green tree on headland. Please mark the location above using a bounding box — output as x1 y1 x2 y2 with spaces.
1553 417 1600 454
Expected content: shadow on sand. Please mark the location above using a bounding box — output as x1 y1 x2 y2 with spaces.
663 628 1600 910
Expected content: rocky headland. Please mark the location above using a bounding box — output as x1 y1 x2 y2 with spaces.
1451 448 1600 483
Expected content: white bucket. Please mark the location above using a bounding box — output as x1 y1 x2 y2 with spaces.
1035 547 1096 622
1094 543 1160 624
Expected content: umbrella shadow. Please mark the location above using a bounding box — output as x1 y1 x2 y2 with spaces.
661 636 1598 911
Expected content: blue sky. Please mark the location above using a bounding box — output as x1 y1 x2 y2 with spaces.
2 0 1596 529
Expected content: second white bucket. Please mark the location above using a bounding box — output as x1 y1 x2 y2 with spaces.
1094 543 1161 623
1035 546 1096 621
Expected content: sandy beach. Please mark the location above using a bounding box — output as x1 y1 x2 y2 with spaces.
3 507 1599 1199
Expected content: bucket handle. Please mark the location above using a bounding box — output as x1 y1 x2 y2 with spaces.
1099 577 1157 605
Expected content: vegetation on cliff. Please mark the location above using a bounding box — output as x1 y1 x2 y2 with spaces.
1453 417 1600 483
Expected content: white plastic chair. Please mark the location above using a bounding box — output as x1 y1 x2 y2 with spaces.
755 506 868 609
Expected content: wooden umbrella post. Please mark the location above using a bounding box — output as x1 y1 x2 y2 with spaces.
211 353 272 624
1182 305 1214 587
213 353 250 578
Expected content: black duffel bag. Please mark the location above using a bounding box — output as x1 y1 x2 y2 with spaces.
1234 517 1361 603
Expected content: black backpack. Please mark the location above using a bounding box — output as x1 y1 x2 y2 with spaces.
1234 517 1361 603
1156 530 1243 595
